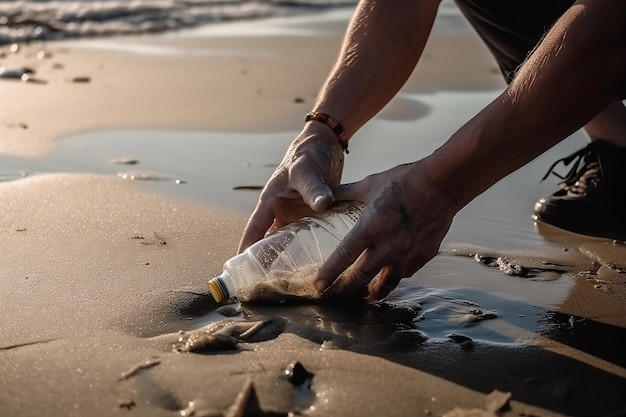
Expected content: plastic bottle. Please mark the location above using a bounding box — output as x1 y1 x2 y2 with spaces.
208 201 365 303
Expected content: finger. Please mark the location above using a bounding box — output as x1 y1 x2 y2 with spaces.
314 229 370 293
291 169 335 212
369 253 431 300
330 245 390 297
367 266 402 301
265 218 288 237
237 204 275 253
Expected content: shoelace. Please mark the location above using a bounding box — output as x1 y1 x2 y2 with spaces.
541 143 604 196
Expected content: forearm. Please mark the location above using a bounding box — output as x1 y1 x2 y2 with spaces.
423 0 626 211
313 0 441 138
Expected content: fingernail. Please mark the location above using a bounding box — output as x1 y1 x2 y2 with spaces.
313 195 324 205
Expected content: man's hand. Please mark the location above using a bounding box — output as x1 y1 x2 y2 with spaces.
238 123 345 253
315 161 457 301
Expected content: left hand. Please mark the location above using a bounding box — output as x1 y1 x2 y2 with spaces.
315 161 458 301
237 124 345 253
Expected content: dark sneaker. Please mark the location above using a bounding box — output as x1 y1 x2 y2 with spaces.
533 141 626 240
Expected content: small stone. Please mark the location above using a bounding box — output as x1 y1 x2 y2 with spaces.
232 185 263 190
496 256 529 277
283 361 313 386
118 398 135 410
110 157 139 165
216 304 241 318
319 340 338 350
448 333 473 344
0 67 33 79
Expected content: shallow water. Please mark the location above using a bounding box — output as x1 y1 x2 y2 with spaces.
0 89 605 344
4 87 625 414
0 0 465 46
0 89 591 294
0 0 358 45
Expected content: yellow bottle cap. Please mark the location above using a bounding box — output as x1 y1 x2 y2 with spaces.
208 276 229 303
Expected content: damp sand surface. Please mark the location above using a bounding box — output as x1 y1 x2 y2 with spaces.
1 8 625 417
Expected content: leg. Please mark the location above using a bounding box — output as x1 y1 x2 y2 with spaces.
454 0 575 83
456 0 626 239
584 100 626 147
534 99 626 239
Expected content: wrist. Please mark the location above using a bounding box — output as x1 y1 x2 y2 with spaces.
408 159 465 216
294 123 347 157
304 111 350 154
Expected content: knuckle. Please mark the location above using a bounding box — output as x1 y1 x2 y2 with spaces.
350 268 373 286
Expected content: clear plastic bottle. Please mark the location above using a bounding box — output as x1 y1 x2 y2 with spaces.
208 201 365 303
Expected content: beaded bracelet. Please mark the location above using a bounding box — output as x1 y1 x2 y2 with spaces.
304 111 349 154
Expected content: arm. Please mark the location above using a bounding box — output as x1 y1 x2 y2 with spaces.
314 0 441 137
316 0 626 299
238 0 442 252
427 0 626 209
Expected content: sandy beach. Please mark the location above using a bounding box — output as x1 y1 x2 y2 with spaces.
1 6 624 417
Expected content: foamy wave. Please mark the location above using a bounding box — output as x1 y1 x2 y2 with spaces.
0 0 357 44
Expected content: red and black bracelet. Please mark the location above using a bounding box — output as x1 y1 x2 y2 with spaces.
304 111 349 154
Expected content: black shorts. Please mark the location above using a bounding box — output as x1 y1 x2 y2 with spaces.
454 0 576 83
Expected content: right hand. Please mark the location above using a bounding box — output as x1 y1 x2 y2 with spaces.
315 161 457 301
238 123 346 253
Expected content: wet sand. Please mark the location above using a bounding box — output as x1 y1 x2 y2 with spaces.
1 6 625 417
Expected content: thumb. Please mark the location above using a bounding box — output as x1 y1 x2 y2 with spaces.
295 172 336 212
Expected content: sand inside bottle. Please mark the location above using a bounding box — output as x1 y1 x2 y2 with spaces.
237 265 322 302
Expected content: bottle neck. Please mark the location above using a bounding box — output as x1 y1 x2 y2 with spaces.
208 270 235 303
